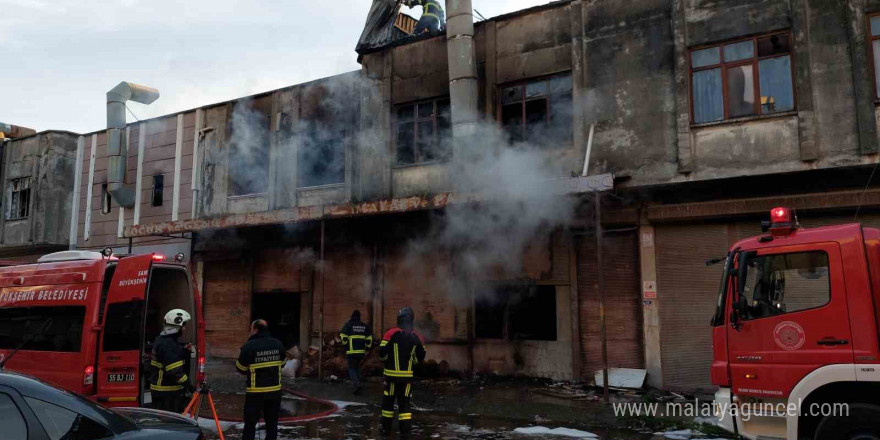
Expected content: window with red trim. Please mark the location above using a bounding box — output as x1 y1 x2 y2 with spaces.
690 32 795 124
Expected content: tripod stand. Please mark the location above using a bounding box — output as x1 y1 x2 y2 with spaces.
182 382 226 440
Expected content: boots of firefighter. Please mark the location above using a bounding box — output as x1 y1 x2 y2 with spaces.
380 414 393 436
399 418 412 440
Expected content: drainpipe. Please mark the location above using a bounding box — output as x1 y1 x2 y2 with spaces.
446 0 479 174
106 82 159 208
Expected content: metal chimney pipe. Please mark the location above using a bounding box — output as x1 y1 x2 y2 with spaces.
446 0 479 183
106 82 159 208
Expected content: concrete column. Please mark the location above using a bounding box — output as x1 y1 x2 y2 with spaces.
845 0 879 154
639 216 662 388
69 136 85 249
172 114 184 221
671 0 694 173
571 0 586 172
791 0 819 161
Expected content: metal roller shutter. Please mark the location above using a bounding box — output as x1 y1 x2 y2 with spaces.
655 223 729 392
203 260 252 358
576 230 643 379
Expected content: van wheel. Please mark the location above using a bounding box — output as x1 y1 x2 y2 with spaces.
814 404 880 440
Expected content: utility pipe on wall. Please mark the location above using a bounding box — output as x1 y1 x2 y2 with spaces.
106 82 159 208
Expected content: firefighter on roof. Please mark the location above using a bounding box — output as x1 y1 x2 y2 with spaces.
340 309 373 394
379 306 426 439
405 0 445 35
149 309 193 413
236 319 286 440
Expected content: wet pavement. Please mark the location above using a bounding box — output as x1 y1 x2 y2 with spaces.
200 362 734 440
194 389 731 440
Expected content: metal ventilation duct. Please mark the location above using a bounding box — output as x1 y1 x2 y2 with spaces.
106 82 159 208
446 0 479 187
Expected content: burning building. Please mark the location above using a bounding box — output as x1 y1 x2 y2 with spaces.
6 0 880 391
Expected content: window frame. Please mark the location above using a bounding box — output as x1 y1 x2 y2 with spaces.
868 13 880 101
393 97 452 167
8 177 31 220
496 72 574 146
688 30 797 125
151 174 164 207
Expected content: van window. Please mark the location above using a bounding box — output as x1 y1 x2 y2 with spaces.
102 300 144 352
0 306 85 352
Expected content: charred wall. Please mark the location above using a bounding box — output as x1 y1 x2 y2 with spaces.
1 131 78 248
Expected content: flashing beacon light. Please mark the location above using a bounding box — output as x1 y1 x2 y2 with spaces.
771 207 792 224
152 254 166 262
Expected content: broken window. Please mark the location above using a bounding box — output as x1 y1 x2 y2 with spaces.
690 32 794 124
297 121 346 188
870 15 880 99
475 284 557 341
152 175 164 207
101 183 111 214
228 97 271 196
395 98 452 165
500 74 573 147
7 177 30 220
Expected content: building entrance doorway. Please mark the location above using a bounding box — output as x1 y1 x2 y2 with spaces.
251 292 300 349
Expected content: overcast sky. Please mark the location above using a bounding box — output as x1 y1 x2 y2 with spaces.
0 0 551 134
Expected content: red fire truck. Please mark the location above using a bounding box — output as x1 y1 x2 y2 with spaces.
0 250 206 408
712 207 880 439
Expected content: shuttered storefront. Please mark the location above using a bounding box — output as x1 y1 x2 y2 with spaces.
576 230 643 379
655 221 761 391
203 260 252 358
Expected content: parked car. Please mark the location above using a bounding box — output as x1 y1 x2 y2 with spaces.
0 371 203 440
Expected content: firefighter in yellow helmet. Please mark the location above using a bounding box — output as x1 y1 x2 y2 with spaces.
149 309 193 413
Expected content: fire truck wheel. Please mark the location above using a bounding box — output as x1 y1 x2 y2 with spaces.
814 403 880 440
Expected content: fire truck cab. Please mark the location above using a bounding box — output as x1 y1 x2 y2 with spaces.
712 207 880 439
0 250 205 408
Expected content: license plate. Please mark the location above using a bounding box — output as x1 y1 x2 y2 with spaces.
107 373 135 383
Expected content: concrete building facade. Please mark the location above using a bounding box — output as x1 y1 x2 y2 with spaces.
35 0 880 391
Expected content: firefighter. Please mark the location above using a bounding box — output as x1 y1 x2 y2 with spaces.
405 0 445 35
379 307 426 439
149 309 193 413
236 319 286 440
340 310 373 394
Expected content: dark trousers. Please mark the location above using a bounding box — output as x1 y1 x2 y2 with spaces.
380 380 413 438
347 354 364 388
152 390 186 413
414 15 441 35
243 392 281 440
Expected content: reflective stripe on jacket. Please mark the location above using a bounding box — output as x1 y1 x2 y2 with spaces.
379 327 426 382
340 319 373 355
236 331 286 393
411 0 445 22
149 334 189 392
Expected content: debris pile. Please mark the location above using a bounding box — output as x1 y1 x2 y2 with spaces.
293 332 451 379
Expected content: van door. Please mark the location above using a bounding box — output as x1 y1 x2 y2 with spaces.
727 243 853 400
95 255 154 406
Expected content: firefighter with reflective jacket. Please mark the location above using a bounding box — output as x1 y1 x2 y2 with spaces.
340 310 373 394
149 309 193 413
379 307 426 439
236 319 286 440
405 0 445 35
